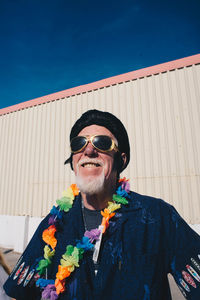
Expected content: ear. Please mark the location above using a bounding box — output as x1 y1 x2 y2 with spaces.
120 152 127 170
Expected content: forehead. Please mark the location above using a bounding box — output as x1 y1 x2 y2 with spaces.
78 125 116 140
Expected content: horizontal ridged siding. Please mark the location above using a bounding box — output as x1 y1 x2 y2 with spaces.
0 60 200 223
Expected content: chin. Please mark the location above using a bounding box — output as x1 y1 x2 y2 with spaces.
76 172 105 195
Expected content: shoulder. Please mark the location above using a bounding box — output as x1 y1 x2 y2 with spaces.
129 190 172 209
127 191 175 220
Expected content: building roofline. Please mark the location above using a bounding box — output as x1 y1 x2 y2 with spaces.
1 53 200 116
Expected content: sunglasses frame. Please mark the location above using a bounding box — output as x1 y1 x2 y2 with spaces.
70 135 118 154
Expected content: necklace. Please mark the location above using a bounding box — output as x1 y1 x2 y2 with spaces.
35 178 130 300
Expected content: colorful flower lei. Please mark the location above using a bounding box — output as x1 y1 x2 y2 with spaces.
35 178 130 299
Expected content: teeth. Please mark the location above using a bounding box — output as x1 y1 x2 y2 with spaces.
82 163 100 168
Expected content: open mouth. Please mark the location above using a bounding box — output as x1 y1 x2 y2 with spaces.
81 162 101 168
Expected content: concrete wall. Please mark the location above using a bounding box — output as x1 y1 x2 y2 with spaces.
0 215 42 252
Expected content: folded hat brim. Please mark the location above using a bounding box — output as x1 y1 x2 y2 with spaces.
64 157 71 164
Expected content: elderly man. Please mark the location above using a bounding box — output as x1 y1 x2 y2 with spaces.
4 110 200 299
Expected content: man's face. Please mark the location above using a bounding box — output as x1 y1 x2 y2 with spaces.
72 125 118 194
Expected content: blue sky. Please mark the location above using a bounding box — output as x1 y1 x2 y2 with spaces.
0 0 199 109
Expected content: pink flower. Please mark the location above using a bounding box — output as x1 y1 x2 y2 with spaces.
121 180 130 193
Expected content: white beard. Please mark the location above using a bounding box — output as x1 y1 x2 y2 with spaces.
75 169 105 195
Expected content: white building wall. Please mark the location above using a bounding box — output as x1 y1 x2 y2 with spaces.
0 55 200 251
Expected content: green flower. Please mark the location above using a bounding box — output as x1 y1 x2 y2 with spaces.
113 194 128 205
36 259 51 275
56 196 73 212
62 245 74 259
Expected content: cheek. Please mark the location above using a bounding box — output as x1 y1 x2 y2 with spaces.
103 156 115 174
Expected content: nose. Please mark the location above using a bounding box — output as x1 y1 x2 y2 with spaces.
83 142 98 157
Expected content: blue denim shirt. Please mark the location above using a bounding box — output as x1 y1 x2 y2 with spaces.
4 192 200 299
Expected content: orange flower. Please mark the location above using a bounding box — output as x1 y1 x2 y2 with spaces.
118 177 129 182
101 209 115 233
42 225 57 250
70 184 79 196
55 278 66 294
56 265 71 280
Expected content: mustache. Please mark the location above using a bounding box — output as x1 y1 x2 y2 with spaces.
77 158 104 168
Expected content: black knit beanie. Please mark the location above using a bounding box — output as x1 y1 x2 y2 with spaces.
65 109 130 172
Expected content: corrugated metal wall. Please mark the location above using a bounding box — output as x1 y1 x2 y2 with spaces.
0 63 200 223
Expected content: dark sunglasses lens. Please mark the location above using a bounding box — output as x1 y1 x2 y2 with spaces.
93 135 112 151
71 137 87 152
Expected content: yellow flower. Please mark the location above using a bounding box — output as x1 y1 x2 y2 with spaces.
60 256 79 272
44 245 55 262
62 187 74 202
107 202 121 213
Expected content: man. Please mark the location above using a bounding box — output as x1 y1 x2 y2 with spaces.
4 109 200 299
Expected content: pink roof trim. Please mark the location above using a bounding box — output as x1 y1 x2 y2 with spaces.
1 53 200 115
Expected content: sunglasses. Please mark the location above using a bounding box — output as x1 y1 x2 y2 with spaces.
70 135 118 153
